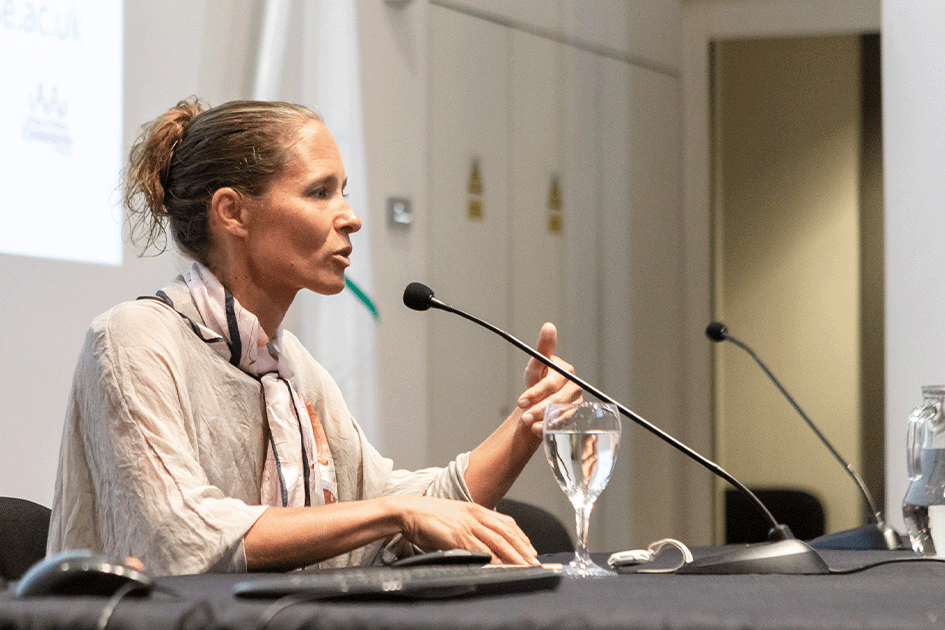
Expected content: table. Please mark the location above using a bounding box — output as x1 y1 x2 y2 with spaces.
1 549 943 630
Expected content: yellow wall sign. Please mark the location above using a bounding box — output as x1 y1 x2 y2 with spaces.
468 159 483 220
548 174 562 233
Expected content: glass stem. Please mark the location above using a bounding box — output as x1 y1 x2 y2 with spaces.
573 500 595 568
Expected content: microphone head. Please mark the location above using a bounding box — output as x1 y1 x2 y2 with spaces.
705 321 729 342
403 282 435 311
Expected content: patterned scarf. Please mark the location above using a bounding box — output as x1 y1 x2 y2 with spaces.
156 262 338 508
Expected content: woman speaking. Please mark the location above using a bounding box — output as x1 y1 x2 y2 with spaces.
47 98 580 576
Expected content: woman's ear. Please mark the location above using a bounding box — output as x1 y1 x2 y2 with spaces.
209 187 250 238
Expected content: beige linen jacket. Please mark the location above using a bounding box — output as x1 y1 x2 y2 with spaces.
48 283 471 576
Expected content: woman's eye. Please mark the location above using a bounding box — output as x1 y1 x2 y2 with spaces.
307 184 346 199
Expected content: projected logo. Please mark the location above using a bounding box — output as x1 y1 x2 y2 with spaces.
0 0 122 265
22 84 73 155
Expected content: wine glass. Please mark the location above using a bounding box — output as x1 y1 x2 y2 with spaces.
543 401 621 577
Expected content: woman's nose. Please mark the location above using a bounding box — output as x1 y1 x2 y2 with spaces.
340 200 362 233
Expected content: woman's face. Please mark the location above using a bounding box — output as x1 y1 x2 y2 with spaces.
243 121 361 302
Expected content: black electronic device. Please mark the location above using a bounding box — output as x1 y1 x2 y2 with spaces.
402 282 829 575
15 549 154 598
705 321 904 551
392 549 492 567
233 563 562 600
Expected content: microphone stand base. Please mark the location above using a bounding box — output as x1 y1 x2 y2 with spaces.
676 539 830 575
809 523 907 551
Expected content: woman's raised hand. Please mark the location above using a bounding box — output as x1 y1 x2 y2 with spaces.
517 323 582 437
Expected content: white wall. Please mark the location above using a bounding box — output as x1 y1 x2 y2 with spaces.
354 1 433 470
359 0 703 551
881 2 945 534
411 0 705 552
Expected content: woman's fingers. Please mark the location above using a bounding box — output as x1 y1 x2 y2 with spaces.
473 520 537 565
524 323 558 388
518 355 577 409
490 510 537 560
462 508 537 565
399 498 538 565
517 352 582 436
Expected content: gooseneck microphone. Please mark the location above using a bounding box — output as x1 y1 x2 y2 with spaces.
706 321 903 550
404 282 829 574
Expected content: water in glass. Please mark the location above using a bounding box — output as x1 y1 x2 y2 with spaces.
543 401 620 577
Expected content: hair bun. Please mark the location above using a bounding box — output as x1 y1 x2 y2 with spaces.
123 97 319 264
123 97 207 254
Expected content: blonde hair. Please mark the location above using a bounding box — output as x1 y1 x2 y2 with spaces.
123 97 322 264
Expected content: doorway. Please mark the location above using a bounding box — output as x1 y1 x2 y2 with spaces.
711 34 883 538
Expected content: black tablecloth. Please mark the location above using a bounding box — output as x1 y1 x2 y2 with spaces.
2 549 944 630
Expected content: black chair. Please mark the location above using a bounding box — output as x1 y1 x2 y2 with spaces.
496 498 574 554
725 488 826 543
0 497 51 581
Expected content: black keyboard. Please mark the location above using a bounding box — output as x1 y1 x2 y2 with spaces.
233 564 563 600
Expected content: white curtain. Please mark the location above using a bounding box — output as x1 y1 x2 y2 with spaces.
254 0 380 442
